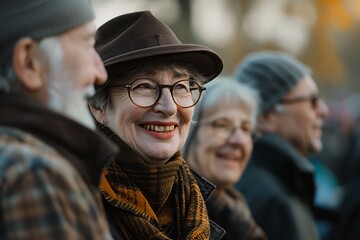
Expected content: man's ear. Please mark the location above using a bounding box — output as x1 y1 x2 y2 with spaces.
89 104 107 125
12 38 46 91
257 112 277 133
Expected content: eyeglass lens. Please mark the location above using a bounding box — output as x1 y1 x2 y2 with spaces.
129 78 202 108
203 118 254 141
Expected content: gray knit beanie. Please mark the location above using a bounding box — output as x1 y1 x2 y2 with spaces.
0 0 95 59
233 51 311 114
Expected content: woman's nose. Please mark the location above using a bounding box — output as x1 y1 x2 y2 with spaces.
228 128 248 146
153 88 177 116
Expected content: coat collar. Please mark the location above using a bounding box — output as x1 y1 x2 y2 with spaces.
191 170 226 240
251 133 316 205
259 133 314 173
0 93 118 186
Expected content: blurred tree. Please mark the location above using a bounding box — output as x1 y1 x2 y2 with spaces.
172 0 192 43
304 0 353 88
90 0 360 93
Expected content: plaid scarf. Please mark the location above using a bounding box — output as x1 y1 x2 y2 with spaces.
99 126 210 239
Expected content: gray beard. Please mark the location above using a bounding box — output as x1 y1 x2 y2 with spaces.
41 37 96 130
47 77 96 130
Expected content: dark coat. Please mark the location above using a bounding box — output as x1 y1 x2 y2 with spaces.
236 133 319 240
326 138 360 240
326 179 360 240
206 187 267 240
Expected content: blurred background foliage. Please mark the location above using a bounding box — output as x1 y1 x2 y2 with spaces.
91 0 360 96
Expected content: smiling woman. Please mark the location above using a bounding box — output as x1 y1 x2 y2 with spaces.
183 76 267 240
88 10 224 240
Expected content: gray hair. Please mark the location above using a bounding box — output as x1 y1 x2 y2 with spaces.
0 36 62 93
39 37 63 70
200 76 260 127
182 76 260 158
89 60 206 111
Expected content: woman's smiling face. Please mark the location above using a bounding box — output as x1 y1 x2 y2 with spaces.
191 104 254 189
103 67 196 165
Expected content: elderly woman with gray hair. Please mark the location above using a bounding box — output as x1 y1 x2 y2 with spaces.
88 10 225 240
183 77 267 240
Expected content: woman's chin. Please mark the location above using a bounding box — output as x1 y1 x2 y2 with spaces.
141 148 177 165
142 155 172 165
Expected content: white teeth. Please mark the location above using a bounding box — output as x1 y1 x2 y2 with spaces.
158 126 165 132
143 124 175 132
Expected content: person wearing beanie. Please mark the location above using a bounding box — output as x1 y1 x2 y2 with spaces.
0 0 117 239
233 51 329 240
183 77 267 240
88 11 224 239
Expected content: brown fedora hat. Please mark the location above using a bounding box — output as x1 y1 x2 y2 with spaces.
95 10 223 89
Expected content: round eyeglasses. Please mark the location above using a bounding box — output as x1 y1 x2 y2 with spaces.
199 118 256 141
109 78 206 108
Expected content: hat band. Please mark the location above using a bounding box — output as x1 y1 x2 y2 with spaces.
102 33 181 64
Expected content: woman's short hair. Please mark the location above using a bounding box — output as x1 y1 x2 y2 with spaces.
199 76 260 128
182 76 260 159
0 36 62 93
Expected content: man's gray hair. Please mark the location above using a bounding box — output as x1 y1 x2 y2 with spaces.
0 36 62 93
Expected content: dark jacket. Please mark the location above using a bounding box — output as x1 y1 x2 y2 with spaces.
206 187 267 240
103 170 225 240
0 93 118 239
326 139 360 240
236 133 319 240
193 171 227 240
326 179 360 240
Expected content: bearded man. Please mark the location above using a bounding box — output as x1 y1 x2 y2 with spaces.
0 0 118 238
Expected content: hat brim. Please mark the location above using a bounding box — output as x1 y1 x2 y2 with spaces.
96 44 223 90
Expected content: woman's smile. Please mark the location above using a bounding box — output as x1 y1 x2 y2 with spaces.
139 121 178 140
141 124 176 132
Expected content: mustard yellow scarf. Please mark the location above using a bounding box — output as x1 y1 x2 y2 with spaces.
99 126 210 239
